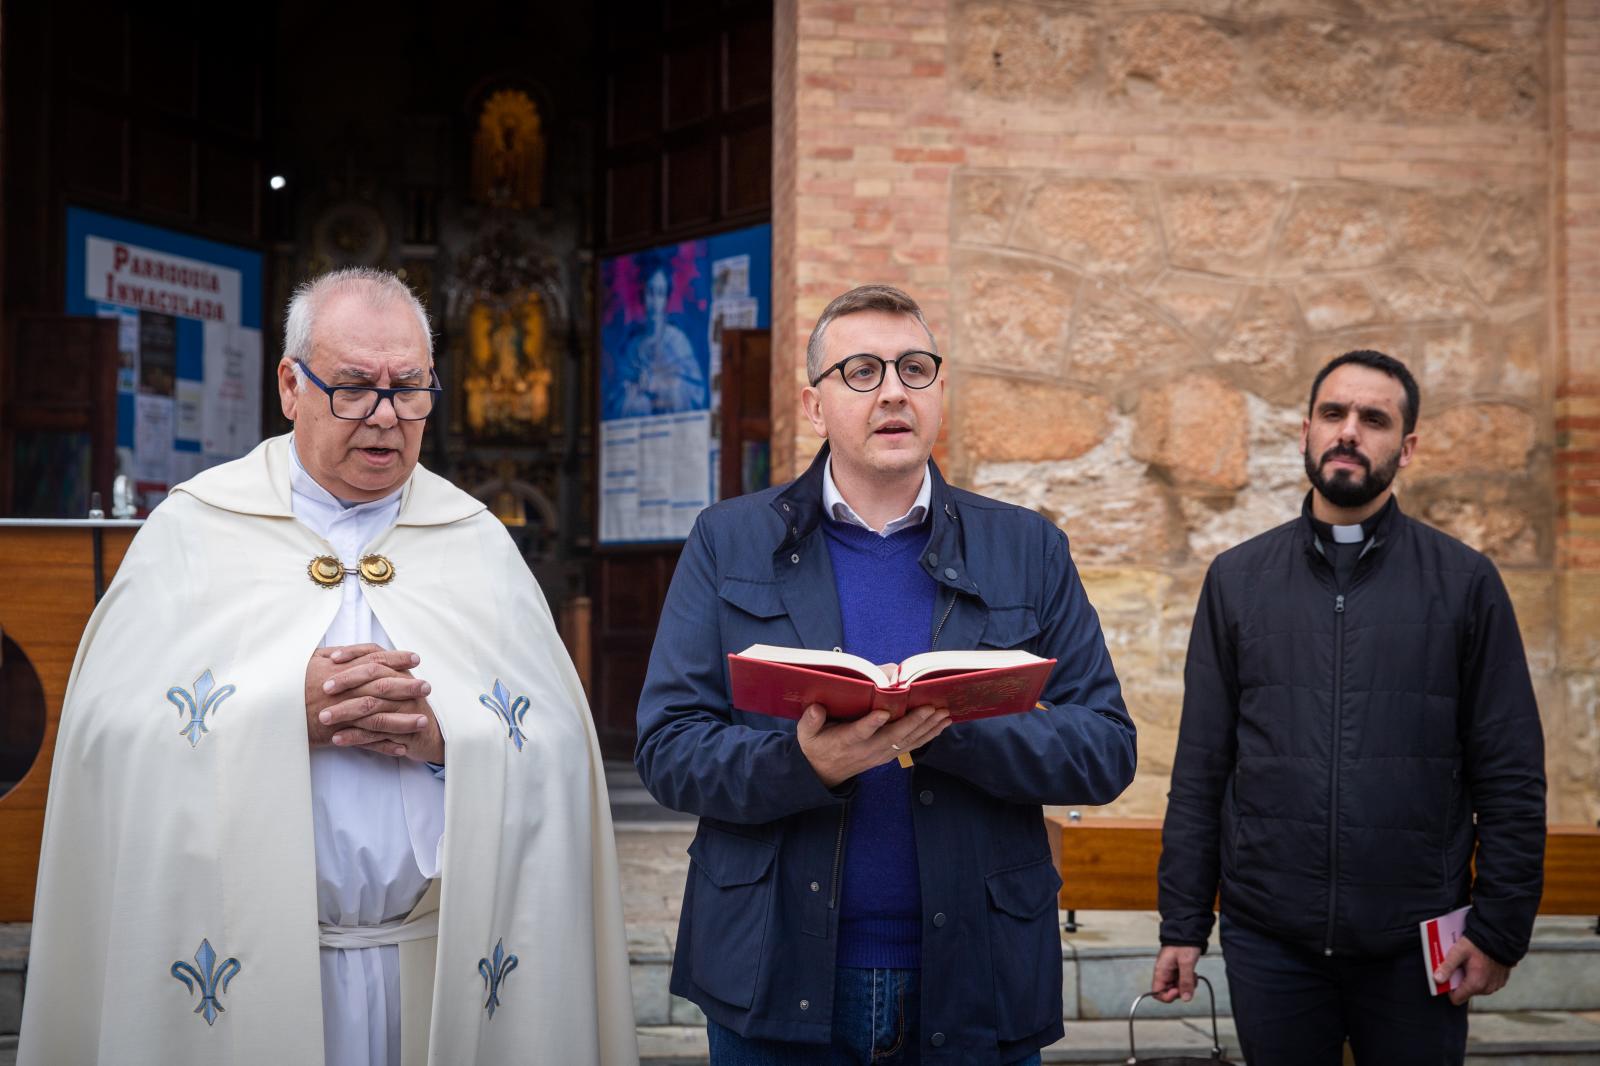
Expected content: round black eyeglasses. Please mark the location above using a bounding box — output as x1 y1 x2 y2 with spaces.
810 351 942 392
296 359 443 421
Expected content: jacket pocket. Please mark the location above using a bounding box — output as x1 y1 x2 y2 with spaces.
718 577 787 619
984 857 1063 1041
687 827 777 1009
979 606 1042 651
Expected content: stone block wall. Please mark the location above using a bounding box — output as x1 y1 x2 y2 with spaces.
771 0 1599 822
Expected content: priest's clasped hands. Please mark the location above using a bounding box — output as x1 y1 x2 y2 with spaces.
303 643 446 763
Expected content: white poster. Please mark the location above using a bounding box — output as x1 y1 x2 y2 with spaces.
712 254 750 300
175 379 204 441
134 394 175 485
202 323 262 459
599 412 711 543
85 236 243 325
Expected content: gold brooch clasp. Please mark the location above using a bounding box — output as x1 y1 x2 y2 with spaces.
358 554 396 586
308 555 344 588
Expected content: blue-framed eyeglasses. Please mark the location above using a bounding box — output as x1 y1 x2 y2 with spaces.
811 350 942 391
296 359 442 421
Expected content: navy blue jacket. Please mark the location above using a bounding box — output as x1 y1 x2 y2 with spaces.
635 446 1137 1064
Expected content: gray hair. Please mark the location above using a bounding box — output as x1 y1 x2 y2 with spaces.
282 268 433 390
805 284 937 384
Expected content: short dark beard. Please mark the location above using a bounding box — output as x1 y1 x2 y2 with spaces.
1304 442 1399 510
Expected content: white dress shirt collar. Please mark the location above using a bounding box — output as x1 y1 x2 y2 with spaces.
822 455 932 537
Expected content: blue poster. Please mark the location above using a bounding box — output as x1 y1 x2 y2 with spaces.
600 242 711 419
598 223 771 544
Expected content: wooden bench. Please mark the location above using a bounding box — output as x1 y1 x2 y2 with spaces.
1045 814 1600 933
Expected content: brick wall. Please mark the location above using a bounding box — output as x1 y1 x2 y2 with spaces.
772 0 1598 822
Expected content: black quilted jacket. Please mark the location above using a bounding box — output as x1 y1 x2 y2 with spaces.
1158 495 1546 965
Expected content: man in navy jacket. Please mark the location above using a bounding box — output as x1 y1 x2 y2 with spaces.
636 284 1137 1065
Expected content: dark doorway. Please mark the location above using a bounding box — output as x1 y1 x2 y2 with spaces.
0 0 773 760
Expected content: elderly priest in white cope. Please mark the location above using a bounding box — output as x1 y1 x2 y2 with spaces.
19 268 638 1066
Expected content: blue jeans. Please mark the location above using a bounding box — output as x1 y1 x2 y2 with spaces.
706 967 1044 1065
1221 916 1468 1066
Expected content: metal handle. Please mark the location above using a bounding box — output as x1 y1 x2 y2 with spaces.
1126 973 1222 1064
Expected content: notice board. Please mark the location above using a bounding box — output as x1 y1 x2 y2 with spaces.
64 207 264 512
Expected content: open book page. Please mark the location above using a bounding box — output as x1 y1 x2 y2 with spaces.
896 649 1046 685
735 644 893 687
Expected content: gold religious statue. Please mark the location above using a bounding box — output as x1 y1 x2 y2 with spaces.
464 291 554 439
471 89 546 211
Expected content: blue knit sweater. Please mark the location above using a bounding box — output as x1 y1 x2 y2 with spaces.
822 517 939 970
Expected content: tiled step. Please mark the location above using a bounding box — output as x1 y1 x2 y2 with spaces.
0 925 24 1038
638 1011 1600 1066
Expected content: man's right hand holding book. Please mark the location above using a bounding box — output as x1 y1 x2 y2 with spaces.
797 702 951 788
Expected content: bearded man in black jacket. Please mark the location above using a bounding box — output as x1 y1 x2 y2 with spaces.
1151 350 1546 1066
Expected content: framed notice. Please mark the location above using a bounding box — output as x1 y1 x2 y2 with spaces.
598 223 770 545
63 207 264 511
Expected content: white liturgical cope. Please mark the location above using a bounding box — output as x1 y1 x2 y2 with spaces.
290 443 446 1066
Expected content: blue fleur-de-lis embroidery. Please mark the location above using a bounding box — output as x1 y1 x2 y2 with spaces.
479 679 530 751
478 938 518 1018
167 669 236 748
170 938 241 1026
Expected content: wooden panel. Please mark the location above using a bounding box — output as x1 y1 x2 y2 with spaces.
599 554 668 629
598 0 771 252
199 142 261 240
666 0 718 30
720 328 771 498
64 9 128 94
608 60 661 148
198 50 260 137
133 21 197 117
665 39 716 131
724 16 773 110
722 122 771 217
1045 816 1600 918
0 525 137 920
61 100 130 201
1047 816 1165 912
606 157 658 244
664 142 716 229
3 315 119 516
593 551 681 758
593 635 654 756
1542 826 1600 916
10 317 115 409
606 1 660 51
135 125 198 219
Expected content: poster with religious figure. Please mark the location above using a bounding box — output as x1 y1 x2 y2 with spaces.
598 224 770 544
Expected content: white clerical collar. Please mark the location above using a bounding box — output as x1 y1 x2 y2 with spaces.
1331 524 1364 544
288 438 403 514
822 455 931 537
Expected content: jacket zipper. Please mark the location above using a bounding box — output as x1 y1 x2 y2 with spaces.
828 802 850 909
1324 592 1345 956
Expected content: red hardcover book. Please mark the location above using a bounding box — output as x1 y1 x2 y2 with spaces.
727 644 1056 723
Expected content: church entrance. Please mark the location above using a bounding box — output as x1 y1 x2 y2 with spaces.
0 0 774 769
